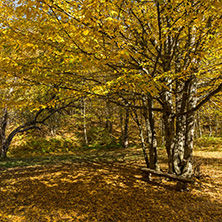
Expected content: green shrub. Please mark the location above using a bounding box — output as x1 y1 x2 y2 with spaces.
195 136 222 149
9 136 76 157
87 126 116 147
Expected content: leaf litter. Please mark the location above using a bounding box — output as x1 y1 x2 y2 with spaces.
0 147 222 221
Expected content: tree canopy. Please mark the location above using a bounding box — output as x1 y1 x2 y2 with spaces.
0 0 222 178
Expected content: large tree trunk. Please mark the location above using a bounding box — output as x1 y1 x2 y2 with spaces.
173 80 187 175
182 78 197 178
172 78 197 178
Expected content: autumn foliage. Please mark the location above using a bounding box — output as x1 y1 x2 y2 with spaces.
0 0 222 197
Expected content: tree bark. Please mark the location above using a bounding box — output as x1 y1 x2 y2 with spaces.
123 104 129 148
163 113 174 174
147 96 159 170
105 101 113 134
196 111 202 138
173 80 187 175
141 168 194 183
82 98 88 145
182 78 197 178
172 78 197 178
0 107 8 158
132 108 149 168
162 82 174 174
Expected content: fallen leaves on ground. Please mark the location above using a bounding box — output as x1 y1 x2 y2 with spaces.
0 147 222 222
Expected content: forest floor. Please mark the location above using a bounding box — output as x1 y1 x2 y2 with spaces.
0 142 222 221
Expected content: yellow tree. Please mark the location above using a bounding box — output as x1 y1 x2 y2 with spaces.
1 0 222 178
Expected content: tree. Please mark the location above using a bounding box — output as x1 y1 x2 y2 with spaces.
0 76 81 158
0 0 222 178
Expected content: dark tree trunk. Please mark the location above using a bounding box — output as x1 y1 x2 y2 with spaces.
82 98 88 145
1 123 40 158
123 105 129 148
0 107 8 158
105 101 113 134
147 96 159 170
162 82 174 174
163 113 174 174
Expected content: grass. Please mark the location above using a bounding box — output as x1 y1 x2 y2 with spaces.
9 134 123 158
195 136 222 151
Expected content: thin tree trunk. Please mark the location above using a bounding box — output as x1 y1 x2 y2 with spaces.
105 101 113 134
195 111 202 138
162 85 174 174
82 98 88 145
208 115 212 137
0 107 8 158
132 108 149 168
163 113 174 174
144 114 151 145
215 120 219 137
123 105 129 148
160 118 165 146
147 96 159 170
119 107 124 145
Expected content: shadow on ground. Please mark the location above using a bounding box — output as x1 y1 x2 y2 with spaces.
0 150 222 222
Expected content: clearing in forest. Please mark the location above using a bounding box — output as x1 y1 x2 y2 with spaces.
0 146 222 222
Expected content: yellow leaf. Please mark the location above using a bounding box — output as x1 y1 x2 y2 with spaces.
83 30 89 35
26 43 34 48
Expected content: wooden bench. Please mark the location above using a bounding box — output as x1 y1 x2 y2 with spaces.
141 168 194 183
141 168 194 191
